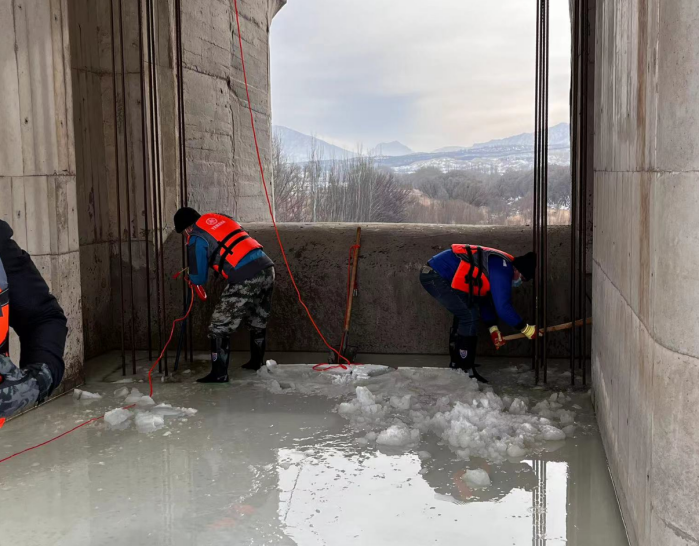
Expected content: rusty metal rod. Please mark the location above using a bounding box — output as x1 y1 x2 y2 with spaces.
145 0 163 372
117 0 138 374
110 0 127 375
137 0 153 361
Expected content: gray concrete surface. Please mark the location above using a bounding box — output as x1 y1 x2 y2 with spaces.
0 352 627 546
66 0 285 359
183 223 577 358
0 0 83 391
593 1 699 544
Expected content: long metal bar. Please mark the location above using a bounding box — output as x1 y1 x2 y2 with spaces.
580 0 590 385
150 0 168 376
542 0 550 384
117 0 138 374
532 0 542 382
145 0 164 372
137 0 153 361
569 0 581 387
110 0 127 375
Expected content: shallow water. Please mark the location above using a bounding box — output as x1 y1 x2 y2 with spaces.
0 353 628 546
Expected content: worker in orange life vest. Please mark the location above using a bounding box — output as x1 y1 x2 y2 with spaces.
175 207 275 383
420 245 537 383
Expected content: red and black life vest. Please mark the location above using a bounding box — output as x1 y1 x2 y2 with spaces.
0 257 9 356
190 213 263 280
451 244 514 296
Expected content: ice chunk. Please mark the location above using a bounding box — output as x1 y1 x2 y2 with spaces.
113 387 130 398
417 451 432 461
463 469 491 488
376 424 419 447
507 444 527 458
365 431 378 442
124 388 145 404
563 425 576 437
390 395 412 410
266 360 278 368
136 396 155 407
134 412 165 433
509 398 528 415
104 408 132 428
356 386 377 407
557 410 575 425
541 425 566 441
112 378 133 384
73 389 102 400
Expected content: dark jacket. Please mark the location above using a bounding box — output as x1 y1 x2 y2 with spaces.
0 220 68 385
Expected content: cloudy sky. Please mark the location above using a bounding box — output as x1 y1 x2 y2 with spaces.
270 0 571 153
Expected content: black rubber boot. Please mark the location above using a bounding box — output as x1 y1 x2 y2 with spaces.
456 335 489 384
242 329 266 371
197 336 230 383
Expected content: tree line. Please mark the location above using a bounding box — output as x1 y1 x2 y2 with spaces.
272 136 571 225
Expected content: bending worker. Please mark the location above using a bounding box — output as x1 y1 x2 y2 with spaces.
420 244 537 383
0 219 67 418
174 207 275 383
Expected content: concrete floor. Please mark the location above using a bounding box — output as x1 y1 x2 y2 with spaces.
0 352 628 546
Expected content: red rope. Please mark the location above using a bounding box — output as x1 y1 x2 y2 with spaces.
232 0 350 369
0 286 195 465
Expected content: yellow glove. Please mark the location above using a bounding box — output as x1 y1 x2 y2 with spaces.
521 324 538 340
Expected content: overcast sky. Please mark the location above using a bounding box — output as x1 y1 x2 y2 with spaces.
270 0 571 153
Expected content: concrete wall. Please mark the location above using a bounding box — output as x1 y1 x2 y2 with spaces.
0 0 83 391
185 223 574 358
593 1 699 544
68 0 285 360
182 0 285 220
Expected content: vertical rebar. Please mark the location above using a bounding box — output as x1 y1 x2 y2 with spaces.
145 0 164 372
580 0 590 385
569 0 581 387
149 0 168 376
110 0 127 375
542 0 550 384
137 0 153 361
532 0 542 383
117 0 138 374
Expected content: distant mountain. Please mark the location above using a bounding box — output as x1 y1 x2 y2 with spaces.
371 141 413 157
472 122 570 149
432 146 468 153
273 126 355 163
377 123 571 175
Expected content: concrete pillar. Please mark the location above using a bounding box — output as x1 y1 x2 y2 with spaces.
0 0 83 390
593 0 699 544
182 0 286 221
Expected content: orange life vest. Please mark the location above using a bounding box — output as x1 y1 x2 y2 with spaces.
191 213 263 280
451 244 514 296
0 257 9 356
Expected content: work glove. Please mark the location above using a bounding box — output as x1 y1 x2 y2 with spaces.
489 326 505 350
0 355 53 419
520 324 542 340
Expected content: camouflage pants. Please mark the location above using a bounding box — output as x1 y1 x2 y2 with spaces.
209 268 275 338
0 355 52 419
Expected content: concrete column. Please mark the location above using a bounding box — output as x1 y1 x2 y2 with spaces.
0 0 83 390
182 0 286 221
593 0 699 544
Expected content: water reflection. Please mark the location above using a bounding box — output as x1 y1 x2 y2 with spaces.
277 444 619 546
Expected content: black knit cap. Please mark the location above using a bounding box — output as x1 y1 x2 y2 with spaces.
174 207 201 233
513 252 537 281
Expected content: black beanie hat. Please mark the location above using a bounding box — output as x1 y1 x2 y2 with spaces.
513 252 537 281
174 207 201 233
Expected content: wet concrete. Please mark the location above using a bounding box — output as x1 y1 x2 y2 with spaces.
0 353 628 546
